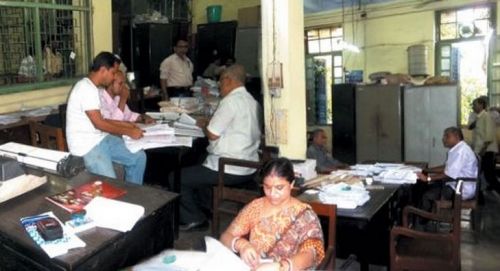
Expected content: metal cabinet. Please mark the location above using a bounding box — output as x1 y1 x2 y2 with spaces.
356 84 403 163
332 83 357 164
404 85 459 166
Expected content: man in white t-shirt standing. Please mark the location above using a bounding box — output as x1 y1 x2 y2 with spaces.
66 52 146 185
179 64 261 231
159 39 193 99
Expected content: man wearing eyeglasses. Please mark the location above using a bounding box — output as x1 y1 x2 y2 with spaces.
159 39 193 100
178 64 262 231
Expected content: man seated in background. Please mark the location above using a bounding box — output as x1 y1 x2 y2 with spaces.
100 70 154 124
307 128 349 173
416 127 478 214
178 64 262 231
66 52 146 185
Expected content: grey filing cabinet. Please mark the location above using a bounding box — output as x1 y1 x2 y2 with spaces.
356 84 403 163
404 84 459 167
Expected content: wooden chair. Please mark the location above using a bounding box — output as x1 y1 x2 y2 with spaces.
212 157 263 236
390 181 463 271
28 121 66 151
434 177 480 238
309 202 337 271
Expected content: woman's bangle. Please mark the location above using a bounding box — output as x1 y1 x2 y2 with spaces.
279 258 292 271
231 237 241 253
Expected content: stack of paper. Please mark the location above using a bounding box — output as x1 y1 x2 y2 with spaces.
374 167 420 184
145 111 180 122
84 197 144 232
123 124 178 152
173 113 205 138
319 182 370 209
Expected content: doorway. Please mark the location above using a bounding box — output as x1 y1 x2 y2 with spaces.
439 40 488 125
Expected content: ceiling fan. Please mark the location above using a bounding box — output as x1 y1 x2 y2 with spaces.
414 0 445 9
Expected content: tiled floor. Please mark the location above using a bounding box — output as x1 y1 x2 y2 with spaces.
174 190 500 270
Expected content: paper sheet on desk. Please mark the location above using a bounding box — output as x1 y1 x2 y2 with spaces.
84 197 144 232
0 174 47 203
132 236 249 271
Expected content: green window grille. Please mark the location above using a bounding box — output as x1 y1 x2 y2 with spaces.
0 0 91 94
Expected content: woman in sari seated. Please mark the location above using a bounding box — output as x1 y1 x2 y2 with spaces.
220 158 324 271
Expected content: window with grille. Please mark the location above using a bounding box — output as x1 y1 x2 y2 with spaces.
0 0 91 93
305 26 343 125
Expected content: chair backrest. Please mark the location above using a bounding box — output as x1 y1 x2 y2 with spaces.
28 121 66 151
58 103 67 132
309 201 336 270
212 157 263 235
451 180 463 240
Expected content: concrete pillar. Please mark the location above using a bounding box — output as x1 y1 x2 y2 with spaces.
261 0 306 159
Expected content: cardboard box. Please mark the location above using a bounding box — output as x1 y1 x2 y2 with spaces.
238 5 260 28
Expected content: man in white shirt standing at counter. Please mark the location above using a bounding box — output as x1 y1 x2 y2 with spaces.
159 39 193 100
178 64 261 231
66 52 146 185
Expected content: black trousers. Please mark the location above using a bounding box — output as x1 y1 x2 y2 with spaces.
167 87 192 97
482 151 499 191
178 165 253 224
420 182 455 213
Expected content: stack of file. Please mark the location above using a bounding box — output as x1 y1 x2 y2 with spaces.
373 167 420 184
173 113 205 138
319 182 370 209
123 124 177 152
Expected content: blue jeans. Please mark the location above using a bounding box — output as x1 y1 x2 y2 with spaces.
83 135 146 185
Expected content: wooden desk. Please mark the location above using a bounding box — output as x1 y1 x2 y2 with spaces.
0 109 59 145
0 170 178 271
299 183 400 271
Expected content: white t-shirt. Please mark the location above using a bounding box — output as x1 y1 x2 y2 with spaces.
444 140 478 200
66 77 107 156
204 87 261 175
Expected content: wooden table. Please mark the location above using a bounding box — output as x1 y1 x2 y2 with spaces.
0 170 178 271
299 183 401 271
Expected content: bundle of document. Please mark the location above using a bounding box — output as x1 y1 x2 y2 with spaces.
123 124 184 152
173 113 204 138
318 182 370 209
373 168 419 184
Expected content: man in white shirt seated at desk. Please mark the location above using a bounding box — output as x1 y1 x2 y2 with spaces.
66 52 146 185
178 64 262 231
416 126 478 213
100 70 154 124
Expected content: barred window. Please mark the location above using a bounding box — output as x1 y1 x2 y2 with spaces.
0 0 91 93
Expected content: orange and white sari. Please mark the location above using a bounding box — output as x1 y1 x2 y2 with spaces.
226 197 325 267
